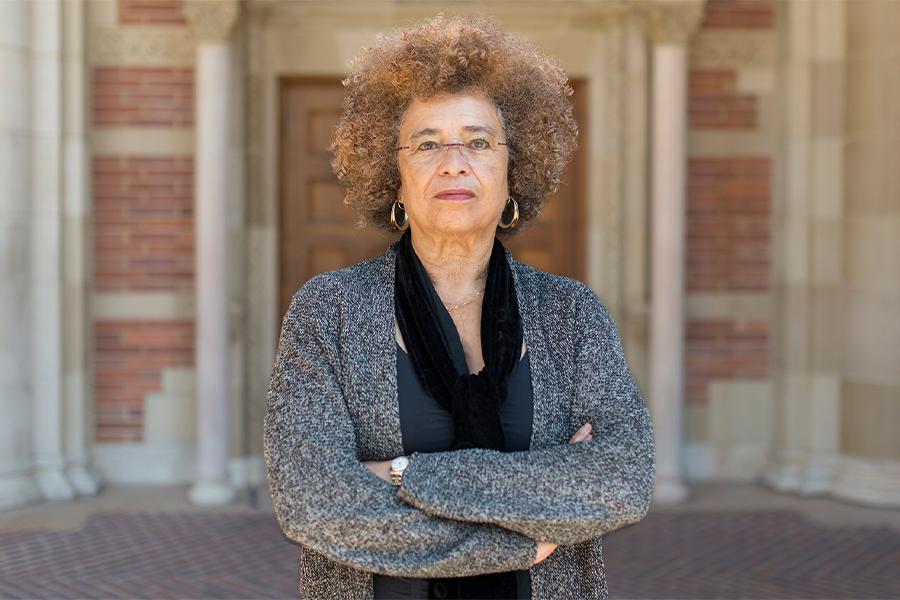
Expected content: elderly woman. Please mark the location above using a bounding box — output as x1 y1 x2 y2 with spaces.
264 13 655 600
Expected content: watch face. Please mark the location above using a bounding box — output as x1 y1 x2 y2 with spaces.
391 456 409 470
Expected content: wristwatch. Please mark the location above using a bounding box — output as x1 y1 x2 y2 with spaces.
389 455 410 486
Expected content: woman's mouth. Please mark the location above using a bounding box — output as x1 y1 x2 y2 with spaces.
434 189 476 201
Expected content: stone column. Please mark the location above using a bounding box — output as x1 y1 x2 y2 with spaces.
642 0 704 504
829 0 898 506
0 0 42 511
61 0 101 497
183 0 239 506
31 0 74 501
763 0 845 498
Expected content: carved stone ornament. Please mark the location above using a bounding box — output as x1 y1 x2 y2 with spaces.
639 0 706 45
182 0 240 43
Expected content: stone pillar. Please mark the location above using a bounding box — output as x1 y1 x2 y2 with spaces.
183 0 239 506
0 0 42 511
30 0 74 501
763 0 845 498
61 0 101 497
833 0 900 507
0 0 98 510
642 0 705 504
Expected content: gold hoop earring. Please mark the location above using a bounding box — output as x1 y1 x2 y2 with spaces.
391 199 409 231
498 196 519 229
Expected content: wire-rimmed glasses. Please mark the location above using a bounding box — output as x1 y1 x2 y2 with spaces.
395 137 508 167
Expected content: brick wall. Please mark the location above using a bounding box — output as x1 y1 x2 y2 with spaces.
689 69 757 129
91 0 194 443
687 157 770 292
700 0 774 29
93 156 194 291
118 0 186 26
92 67 193 128
686 319 769 405
94 321 193 442
686 0 774 405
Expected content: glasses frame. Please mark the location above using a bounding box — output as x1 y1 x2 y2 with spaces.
394 139 509 165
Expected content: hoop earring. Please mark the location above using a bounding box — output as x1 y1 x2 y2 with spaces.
498 196 519 229
391 199 409 231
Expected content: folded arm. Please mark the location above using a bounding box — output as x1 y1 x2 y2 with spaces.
396 283 656 545
263 276 536 578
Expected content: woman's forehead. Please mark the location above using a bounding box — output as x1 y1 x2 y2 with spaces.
400 94 502 135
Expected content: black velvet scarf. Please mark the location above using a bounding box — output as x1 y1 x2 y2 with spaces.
394 228 524 600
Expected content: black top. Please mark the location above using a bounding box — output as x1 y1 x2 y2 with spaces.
374 277 534 599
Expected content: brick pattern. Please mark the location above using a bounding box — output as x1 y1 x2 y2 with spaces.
94 321 193 442
93 156 194 291
92 67 193 128
685 1 775 406
689 68 757 129
685 319 769 404
687 158 770 292
699 0 775 29
118 0 186 26
605 510 900 599
2 509 899 599
93 4 195 444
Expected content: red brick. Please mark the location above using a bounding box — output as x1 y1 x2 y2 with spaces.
93 320 193 442
700 0 775 30
92 156 194 291
689 69 758 130
119 0 186 26
685 318 770 404
687 158 771 292
92 67 193 128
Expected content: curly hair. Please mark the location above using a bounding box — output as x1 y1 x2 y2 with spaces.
329 12 579 235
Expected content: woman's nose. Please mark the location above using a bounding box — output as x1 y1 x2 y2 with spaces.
438 145 469 174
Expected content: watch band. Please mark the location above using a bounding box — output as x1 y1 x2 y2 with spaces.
389 455 409 486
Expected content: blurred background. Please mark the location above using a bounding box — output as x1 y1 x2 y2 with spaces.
1 0 898 598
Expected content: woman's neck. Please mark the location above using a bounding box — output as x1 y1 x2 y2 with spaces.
410 230 491 303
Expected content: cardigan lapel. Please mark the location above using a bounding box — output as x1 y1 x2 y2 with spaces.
503 247 561 451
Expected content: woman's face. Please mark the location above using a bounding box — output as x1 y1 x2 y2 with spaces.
395 92 509 240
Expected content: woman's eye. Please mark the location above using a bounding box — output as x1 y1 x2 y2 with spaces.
471 138 490 149
417 141 438 151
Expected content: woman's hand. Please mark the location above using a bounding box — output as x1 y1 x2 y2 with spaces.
362 459 393 483
532 421 593 565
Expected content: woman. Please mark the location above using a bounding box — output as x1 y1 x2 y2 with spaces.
264 13 655 600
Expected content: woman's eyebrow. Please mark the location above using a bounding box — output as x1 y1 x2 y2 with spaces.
409 125 497 140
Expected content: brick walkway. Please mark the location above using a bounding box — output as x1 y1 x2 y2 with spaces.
0 483 898 599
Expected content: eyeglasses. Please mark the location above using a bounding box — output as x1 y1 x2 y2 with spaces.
395 138 508 167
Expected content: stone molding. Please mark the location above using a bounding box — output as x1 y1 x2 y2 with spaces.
90 28 194 65
690 32 777 68
182 0 240 43
639 0 706 45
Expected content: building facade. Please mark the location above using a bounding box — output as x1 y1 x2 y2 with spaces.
1 0 898 510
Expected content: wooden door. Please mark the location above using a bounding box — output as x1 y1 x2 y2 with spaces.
278 77 587 321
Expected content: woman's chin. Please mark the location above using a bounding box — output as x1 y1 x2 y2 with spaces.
420 219 495 238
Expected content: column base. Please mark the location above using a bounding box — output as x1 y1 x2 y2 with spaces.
188 479 236 506
762 449 836 495
67 464 104 496
0 473 43 511
35 467 76 501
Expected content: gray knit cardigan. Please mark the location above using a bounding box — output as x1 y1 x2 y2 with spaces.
263 239 656 600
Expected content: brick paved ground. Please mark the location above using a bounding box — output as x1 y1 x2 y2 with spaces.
0 483 898 599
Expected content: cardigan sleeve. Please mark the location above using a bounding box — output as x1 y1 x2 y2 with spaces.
263 276 537 578
396 282 656 546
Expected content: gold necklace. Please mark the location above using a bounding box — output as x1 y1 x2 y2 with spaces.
443 287 485 312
